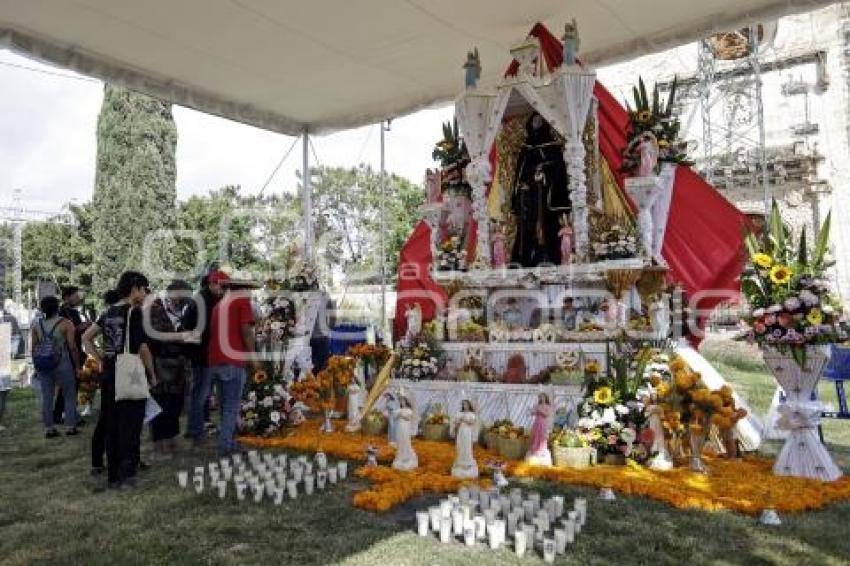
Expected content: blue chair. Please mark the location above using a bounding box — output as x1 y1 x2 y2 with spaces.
822 344 850 419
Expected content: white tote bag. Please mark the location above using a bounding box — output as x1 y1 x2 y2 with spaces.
115 307 150 401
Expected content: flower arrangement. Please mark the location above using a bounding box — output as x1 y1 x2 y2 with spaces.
741 200 846 364
621 76 692 175
432 117 472 199
284 260 319 291
590 221 640 261
396 333 443 381
436 235 468 271
255 294 296 351
347 343 392 368
550 429 588 448
240 367 294 436
456 319 486 341
289 355 356 414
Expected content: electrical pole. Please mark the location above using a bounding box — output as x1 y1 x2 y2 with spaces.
379 121 389 341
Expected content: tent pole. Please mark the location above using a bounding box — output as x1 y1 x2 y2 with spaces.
379 121 387 341
302 129 313 261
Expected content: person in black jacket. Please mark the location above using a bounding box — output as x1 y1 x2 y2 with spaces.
54 286 90 424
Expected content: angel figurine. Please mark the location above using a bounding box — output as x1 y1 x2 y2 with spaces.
645 392 674 471
558 214 574 265
451 400 479 479
404 303 422 342
384 392 400 447
526 393 553 466
391 396 419 471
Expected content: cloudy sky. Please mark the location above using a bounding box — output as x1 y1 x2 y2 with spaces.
0 48 454 213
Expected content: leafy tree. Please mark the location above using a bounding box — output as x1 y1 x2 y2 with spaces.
90 85 177 295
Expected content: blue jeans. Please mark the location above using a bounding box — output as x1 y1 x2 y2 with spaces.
203 365 246 455
189 366 210 442
37 357 77 430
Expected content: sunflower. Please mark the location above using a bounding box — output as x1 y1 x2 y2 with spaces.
769 264 793 285
253 369 268 384
636 110 652 123
806 308 823 326
593 386 614 405
585 360 601 374
751 253 773 269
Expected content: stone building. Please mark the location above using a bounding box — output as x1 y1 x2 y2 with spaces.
597 3 850 303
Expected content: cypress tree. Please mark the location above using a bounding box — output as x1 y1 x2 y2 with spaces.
91 85 177 295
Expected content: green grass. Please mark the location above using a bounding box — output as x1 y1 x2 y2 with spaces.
1 353 850 565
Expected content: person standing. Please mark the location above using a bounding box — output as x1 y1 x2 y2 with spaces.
82 272 157 489
88 289 119 476
31 296 81 437
188 271 226 445
148 280 193 457
55 286 91 424
204 277 258 456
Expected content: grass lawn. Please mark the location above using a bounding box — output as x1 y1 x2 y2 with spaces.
1 350 850 565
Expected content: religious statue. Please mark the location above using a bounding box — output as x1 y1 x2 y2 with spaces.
510 113 571 267
562 18 580 67
463 48 481 89
384 392 400 447
344 381 363 432
451 400 479 479
558 214 574 265
503 353 527 384
443 191 470 239
637 132 660 177
561 297 577 331
645 392 674 471
491 222 508 268
391 396 419 471
425 168 442 203
526 393 553 466
649 294 671 337
404 303 422 342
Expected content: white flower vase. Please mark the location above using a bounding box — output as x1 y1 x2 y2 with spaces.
763 347 842 482
624 176 664 261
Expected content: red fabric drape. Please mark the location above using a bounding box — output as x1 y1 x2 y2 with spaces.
395 22 747 342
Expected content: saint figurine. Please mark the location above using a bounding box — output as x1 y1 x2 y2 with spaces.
562 19 580 67
637 132 660 177
511 113 570 267
645 393 674 471
558 214 574 265
451 400 479 479
491 223 508 268
384 392 400 447
391 396 418 471
463 48 481 89
526 393 553 466
404 303 422 342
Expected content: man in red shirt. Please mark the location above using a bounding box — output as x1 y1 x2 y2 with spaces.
205 277 258 455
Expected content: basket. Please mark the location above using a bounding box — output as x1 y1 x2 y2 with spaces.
553 445 594 469
421 422 450 441
497 436 528 461
483 431 499 449
361 417 387 436
455 369 479 382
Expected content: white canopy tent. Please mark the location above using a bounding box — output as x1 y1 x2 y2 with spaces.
0 0 834 135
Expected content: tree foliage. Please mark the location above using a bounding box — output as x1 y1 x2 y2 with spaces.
90 85 177 295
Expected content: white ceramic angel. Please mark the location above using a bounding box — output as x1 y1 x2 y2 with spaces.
392 396 419 471
451 400 479 479
646 393 673 471
344 381 363 432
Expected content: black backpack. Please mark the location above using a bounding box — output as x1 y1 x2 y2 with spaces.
33 319 62 372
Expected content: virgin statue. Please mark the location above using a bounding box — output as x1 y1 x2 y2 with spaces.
510 113 571 267
526 393 554 466
451 400 479 479
392 396 419 471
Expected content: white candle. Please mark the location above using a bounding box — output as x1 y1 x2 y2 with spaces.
461 504 471 521
507 512 519 536
479 492 490 511
514 530 527 557
451 509 464 536
193 475 204 494
327 467 337 485
473 515 487 541
193 466 205 477
493 519 506 547
264 479 276 497
217 481 227 499
416 511 430 536
440 500 453 519
463 521 475 546
487 521 499 549
293 467 304 483
529 491 541 506
220 458 231 470
543 537 556 563
233 454 243 465
304 475 315 495
275 471 286 486
522 523 535 547
305 463 314 476
248 449 258 461
564 516 576 542
273 487 285 506
499 496 511 515
429 506 441 532
235 482 247 501
458 486 470 503
554 528 567 554
483 509 495 524
277 454 287 469
316 471 327 490
177 471 188 488
552 495 565 518
222 467 233 482
252 484 264 503
523 501 535 522
440 517 452 544
287 480 298 499
574 498 587 527
337 461 348 480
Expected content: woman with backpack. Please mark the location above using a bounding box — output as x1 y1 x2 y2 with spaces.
31 295 81 438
